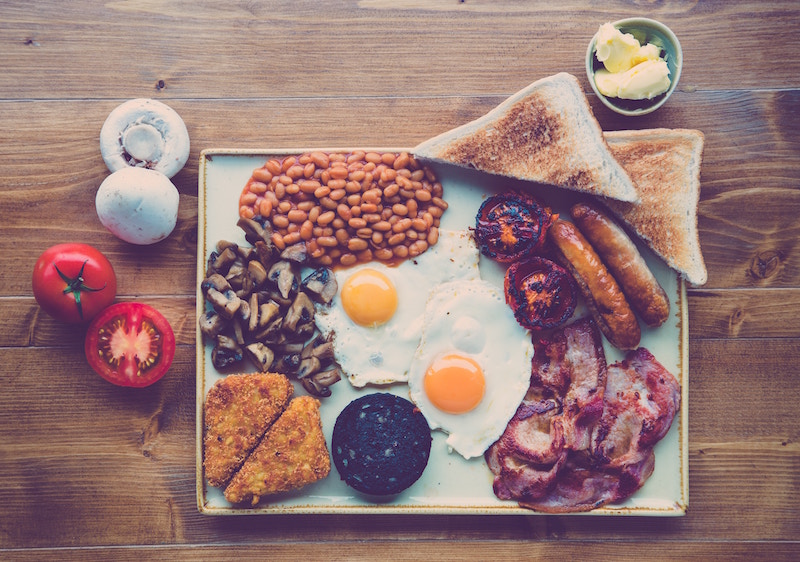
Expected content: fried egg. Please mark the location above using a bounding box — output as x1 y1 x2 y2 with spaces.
314 230 480 387
407 279 533 459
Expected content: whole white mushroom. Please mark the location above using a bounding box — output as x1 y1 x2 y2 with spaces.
96 167 180 245
100 98 190 179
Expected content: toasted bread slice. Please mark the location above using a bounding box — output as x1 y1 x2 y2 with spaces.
203 372 293 487
413 73 638 202
603 128 707 285
224 396 331 505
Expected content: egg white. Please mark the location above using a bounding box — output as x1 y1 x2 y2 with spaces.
407 279 533 459
315 230 481 387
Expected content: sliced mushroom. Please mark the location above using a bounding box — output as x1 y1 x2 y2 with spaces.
280 242 308 264
198 310 228 339
237 217 272 246
212 335 243 370
201 273 231 294
301 267 338 304
284 292 315 332
302 367 342 397
268 261 296 300
212 246 239 275
206 287 241 319
244 342 275 372
247 260 268 289
99 98 190 179
297 356 322 379
254 240 275 268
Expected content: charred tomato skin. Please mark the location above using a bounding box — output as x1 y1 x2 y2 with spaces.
505 257 577 330
32 243 117 324
474 192 554 262
85 302 176 388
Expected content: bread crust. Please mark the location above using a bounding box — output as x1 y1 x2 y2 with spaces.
549 219 641 350
570 202 670 327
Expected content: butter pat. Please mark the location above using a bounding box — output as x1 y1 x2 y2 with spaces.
593 23 671 100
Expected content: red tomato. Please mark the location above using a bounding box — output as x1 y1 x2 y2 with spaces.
32 243 117 323
85 302 176 388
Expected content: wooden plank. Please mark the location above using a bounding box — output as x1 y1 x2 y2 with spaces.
1 1 799 99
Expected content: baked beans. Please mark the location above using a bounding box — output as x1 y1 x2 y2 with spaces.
239 151 447 267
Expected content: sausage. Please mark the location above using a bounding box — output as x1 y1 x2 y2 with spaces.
570 202 669 327
548 219 641 350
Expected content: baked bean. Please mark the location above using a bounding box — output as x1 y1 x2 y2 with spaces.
406 199 418 217
349 169 366 182
265 159 282 175
317 210 335 226
314 185 331 199
310 151 329 168
348 217 367 229
240 191 258 206
299 179 321 193
362 213 381 224
406 229 418 241
252 168 273 183
392 245 409 258
350 205 362 218
281 156 296 172
300 220 314 240
356 227 373 239
329 166 349 180
335 228 350 245
346 193 361 207
392 218 412 233
272 213 289 229
259 199 273 217
373 220 392 232
375 248 394 261
380 167 397 183
287 209 308 223
332 218 344 230
383 183 399 198
287 165 305 179
271 232 286 250
411 218 428 231
381 152 395 166
337 204 352 221
392 203 409 216
304 162 316 178
357 248 373 262
432 196 448 210
365 152 382 164
319 196 338 210
340 253 358 267
347 150 366 163
240 205 255 219
274 182 286 199
360 203 379 214
285 182 300 195
362 188 382 204
372 231 384 245
410 169 425 182
329 188 346 201
328 178 347 190
388 232 406 246
318 236 338 248
278 174 293 186
393 152 410 170
408 240 428 257
297 200 315 212
427 226 439 246
278 201 292 214
248 180 268 194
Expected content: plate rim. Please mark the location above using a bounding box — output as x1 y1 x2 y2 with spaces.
195 147 689 516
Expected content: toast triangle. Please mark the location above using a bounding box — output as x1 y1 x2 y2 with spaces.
413 73 639 202
603 128 707 285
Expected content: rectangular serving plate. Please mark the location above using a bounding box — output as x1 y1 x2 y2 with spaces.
196 148 689 516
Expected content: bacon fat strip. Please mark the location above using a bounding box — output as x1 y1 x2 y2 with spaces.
549 219 641 350
570 202 670 327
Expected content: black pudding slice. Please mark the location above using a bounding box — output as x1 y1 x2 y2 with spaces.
332 393 432 496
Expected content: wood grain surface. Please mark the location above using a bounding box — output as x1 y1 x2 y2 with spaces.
1 1 798 559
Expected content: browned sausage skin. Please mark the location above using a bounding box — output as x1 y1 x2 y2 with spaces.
570 202 670 327
549 219 641 350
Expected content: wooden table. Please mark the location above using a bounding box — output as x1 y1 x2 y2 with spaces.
2 1 798 559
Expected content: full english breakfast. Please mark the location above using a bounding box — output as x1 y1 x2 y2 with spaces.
199 70 702 513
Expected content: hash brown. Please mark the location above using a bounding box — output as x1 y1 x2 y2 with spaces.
224 395 331 505
203 372 293 487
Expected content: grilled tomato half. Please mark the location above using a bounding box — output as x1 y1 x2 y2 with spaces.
474 192 554 262
504 257 577 330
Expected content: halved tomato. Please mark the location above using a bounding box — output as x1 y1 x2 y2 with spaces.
85 302 175 387
504 257 577 330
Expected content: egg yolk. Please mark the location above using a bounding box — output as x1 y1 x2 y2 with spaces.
424 353 485 414
340 268 398 327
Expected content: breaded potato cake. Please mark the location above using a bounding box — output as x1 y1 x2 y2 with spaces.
224 395 331 505
203 372 293 487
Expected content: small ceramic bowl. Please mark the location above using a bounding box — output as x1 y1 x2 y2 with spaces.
585 17 682 116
